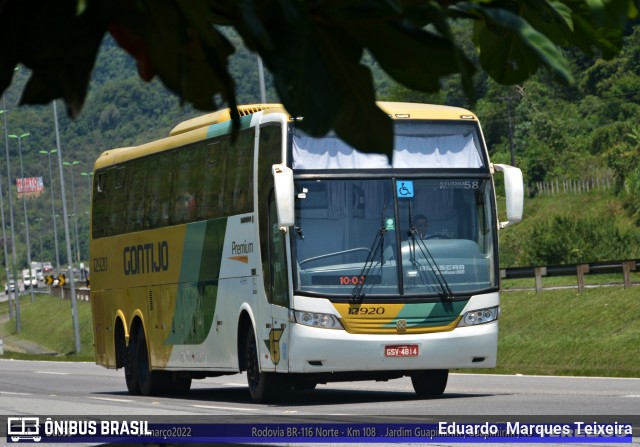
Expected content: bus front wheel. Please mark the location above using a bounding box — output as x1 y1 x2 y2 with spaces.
410 369 448 397
245 330 288 403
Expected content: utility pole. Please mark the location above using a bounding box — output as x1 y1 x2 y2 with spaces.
40 147 61 275
2 101 21 332
0 99 13 322
257 55 266 103
501 87 524 168
501 95 516 167
9 132 36 304
53 100 82 353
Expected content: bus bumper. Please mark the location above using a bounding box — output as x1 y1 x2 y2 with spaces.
287 322 497 373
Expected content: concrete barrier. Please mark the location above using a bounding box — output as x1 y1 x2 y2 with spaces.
50 284 91 301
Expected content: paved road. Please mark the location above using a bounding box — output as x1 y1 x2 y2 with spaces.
2 359 639 414
1 359 639 446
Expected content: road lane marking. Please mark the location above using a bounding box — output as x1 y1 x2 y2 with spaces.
190 404 258 412
87 397 134 403
1 390 32 395
35 371 70 375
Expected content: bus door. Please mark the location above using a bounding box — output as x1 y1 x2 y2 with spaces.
265 191 291 373
257 123 291 373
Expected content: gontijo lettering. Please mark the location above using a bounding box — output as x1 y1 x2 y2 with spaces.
123 241 169 275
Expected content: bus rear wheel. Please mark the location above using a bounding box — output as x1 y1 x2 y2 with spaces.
245 330 288 403
410 369 448 397
135 329 167 396
167 374 192 395
124 332 140 395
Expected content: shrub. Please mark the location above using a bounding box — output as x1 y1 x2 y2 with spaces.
524 216 638 265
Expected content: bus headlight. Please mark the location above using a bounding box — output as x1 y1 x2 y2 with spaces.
457 306 499 327
294 311 343 329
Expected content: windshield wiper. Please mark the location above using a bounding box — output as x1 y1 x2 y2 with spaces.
351 225 386 304
407 226 454 301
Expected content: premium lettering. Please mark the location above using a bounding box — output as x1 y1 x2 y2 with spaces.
231 240 254 255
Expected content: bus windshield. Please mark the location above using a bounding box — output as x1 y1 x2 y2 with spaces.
293 178 496 297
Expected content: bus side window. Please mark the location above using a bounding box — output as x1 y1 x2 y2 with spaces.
226 131 254 214
198 141 223 219
269 192 288 307
172 149 197 224
92 172 107 238
126 161 146 231
142 157 160 229
110 167 128 235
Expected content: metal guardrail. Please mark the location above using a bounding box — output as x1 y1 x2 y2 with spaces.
501 259 640 292
45 260 640 298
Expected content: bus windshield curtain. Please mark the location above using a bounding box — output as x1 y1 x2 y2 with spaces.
392 134 482 168
292 133 390 170
292 132 483 170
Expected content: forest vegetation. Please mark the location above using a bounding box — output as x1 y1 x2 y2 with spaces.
0 23 639 276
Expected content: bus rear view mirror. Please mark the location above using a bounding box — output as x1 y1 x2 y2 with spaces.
494 164 523 228
272 164 295 230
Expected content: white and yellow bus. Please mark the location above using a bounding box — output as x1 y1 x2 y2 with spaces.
90 102 523 402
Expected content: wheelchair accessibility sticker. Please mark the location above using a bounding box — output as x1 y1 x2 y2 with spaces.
396 180 414 198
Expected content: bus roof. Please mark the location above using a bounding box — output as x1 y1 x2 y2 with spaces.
169 104 287 136
169 102 477 137
378 102 477 121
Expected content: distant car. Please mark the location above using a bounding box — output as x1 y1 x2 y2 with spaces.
4 280 17 294
23 275 37 289
22 269 38 289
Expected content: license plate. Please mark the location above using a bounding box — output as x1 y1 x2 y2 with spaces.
385 345 419 357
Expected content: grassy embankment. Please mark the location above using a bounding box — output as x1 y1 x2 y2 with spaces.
1 287 638 377
490 286 639 377
0 293 95 362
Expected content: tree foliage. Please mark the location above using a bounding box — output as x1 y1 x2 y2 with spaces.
0 0 636 156
0 3 640 272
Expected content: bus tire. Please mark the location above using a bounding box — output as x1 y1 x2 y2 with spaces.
124 331 140 395
135 329 167 396
245 330 287 403
168 375 192 395
290 376 317 391
410 369 448 397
